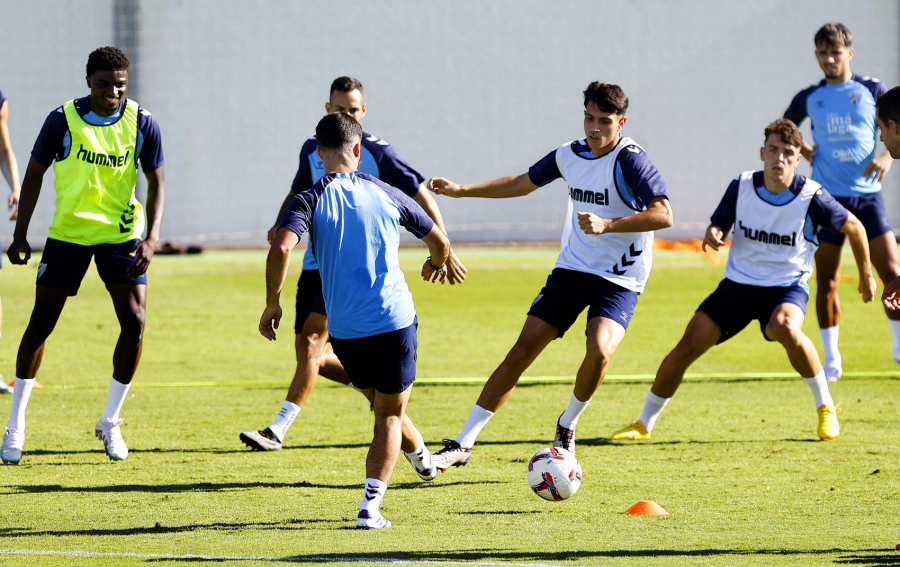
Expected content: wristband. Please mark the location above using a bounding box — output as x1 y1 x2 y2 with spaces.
426 256 446 274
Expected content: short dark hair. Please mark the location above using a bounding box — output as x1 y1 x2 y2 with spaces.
815 22 852 48
877 86 900 126
583 82 628 115
764 118 804 148
86 47 130 76
316 112 363 154
330 76 364 100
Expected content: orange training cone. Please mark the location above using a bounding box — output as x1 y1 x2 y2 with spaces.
8 380 42 389
623 500 669 516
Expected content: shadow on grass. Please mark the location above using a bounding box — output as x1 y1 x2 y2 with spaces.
579 437 818 447
0 479 501 495
0 518 356 538
835 551 900 566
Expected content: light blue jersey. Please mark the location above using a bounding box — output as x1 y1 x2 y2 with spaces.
280 172 434 339
785 74 887 197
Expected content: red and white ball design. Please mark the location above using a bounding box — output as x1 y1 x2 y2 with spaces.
526 447 583 501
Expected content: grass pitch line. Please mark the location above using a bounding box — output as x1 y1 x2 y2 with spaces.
0 549 568 566
35 370 900 390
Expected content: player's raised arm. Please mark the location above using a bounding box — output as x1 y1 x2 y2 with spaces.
260 227 301 341
428 173 537 199
840 212 876 302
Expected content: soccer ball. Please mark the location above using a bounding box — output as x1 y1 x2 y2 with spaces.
526 447 583 501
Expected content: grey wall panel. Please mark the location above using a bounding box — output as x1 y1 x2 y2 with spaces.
1 1 897 244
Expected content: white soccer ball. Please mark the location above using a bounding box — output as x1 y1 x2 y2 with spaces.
526 447 583 501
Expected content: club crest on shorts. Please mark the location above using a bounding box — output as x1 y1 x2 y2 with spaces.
37 262 48 279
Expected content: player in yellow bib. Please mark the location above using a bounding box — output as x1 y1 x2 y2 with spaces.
1 47 166 464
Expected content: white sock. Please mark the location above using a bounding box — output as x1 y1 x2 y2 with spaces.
268 401 301 442
403 428 432 467
638 390 670 432
558 393 591 429
889 320 900 361
101 377 131 422
804 369 834 409
8 378 35 430
360 478 387 516
819 326 840 363
455 405 494 449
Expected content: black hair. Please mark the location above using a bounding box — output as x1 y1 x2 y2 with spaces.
815 22 852 48
877 86 900 126
583 82 629 115
316 112 363 153
329 76 364 100
86 47 130 76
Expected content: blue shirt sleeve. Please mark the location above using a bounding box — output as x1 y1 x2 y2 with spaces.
710 177 740 234
359 173 434 238
808 188 849 233
137 108 164 173
290 138 318 194
615 145 669 209
30 107 68 167
0 91 6 111
784 84 820 126
528 150 562 187
279 177 327 239
375 144 425 198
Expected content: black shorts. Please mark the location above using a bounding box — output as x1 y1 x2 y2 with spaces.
697 278 809 344
818 192 893 245
527 268 640 338
294 269 327 334
37 238 147 296
330 319 418 394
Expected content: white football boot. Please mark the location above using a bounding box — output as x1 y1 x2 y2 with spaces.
1 427 24 464
95 418 128 461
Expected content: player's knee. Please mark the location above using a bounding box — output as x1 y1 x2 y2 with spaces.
121 308 145 338
297 332 325 362
505 341 538 367
769 320 801 346
584 344 613 369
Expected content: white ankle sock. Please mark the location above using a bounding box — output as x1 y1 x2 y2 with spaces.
889 320 900 361
403 428 432 468
558 393 591 429
638 390 670 432
455 405 494 449
819 326 840 363
8 378 35 430
360 478 387 516
268 401 301 442
101 377 131 422
804 369 834 409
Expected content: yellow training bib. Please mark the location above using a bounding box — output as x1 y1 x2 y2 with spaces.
50 99 144 245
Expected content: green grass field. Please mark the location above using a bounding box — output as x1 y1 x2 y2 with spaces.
0 246 899 566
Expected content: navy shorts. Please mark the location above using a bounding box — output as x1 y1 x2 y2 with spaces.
697 278 809 344
818 192 893 245
527 268 639 338
330 319 418 394
294 269 327 333
37 238 147 296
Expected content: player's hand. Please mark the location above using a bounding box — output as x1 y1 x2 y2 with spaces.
259 304 282 340
444 250 467 285
267 224 278 245
8 190 19 221
127 238 158 278
577 212 610 234
859 275 877 303
6 237 30 265
863 153 893 182
427 177 464 198
702 225 725 252
421 258 446 283
882 276 900 310
801 144 817 165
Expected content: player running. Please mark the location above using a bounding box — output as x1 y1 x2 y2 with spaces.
427 82 673 470
240 76 465 451
0 89 21 395
611 119 875 442
784 23 897 381
1 47 166 464
260 112 450 529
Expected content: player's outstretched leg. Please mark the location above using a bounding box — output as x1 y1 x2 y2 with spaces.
765 303 839 441
554 317 625 453
360 387 435 481
814 243 843 382
357 385 412 529
241 313 351 451
3 287 69 464
433 316 558 471
869 232 900 363
612 311 720 440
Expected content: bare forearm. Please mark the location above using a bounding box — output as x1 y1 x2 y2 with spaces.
414 189 448 235
603 204 673 233
844 222 873 280
273 192 295 226
0 151 19 192
265 246 291 307
424 227 451 267
144 182 165 243
14 172 42 239
459 174 536 199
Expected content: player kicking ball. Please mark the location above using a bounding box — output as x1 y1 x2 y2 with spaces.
260 113 451 529
427 82 673 470
611 119 876 443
